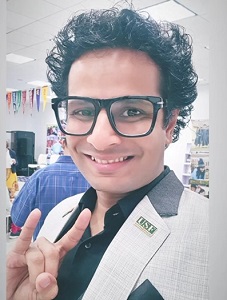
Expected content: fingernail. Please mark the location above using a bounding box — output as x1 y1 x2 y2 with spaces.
39 277 51 288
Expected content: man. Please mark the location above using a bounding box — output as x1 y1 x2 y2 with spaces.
6 140 22 238
7 7 208 300
191 158 206 180
10 138 90 240
6 140 18 198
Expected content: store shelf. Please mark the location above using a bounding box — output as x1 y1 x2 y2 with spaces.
183 184 190 188
182 142 192 187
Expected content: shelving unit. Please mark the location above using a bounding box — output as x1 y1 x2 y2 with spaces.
182 143 192 188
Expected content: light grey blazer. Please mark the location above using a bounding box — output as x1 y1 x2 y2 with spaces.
38 171 209 300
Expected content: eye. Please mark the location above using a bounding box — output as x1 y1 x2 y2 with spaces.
67 106 96 122
121 108 143 117
69 109 95 117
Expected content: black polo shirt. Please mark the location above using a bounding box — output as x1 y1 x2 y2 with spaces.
54 167 170 300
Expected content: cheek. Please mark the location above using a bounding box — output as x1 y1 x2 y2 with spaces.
65 136 81 159
138 129 166 164
139 124 167 163
142 137 165 161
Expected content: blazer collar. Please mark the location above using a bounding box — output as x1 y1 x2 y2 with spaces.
147 170 184 216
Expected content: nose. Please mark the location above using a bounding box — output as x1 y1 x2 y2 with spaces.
86 109 121 150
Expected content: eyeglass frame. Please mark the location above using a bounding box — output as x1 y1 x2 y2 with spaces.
51 95 164 138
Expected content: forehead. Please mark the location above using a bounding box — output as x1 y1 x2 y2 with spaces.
70 49 160 74
68 48 161 98
75 48 157 63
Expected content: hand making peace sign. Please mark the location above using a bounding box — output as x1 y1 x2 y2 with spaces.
7 208 91 300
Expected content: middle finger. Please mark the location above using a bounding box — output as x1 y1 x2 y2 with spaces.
36 237 60 278
26 237 60 286
26 243 45 286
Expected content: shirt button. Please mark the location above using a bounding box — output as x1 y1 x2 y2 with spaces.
85 242 91 249
113 212 119 216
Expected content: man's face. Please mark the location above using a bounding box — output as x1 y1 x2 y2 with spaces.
67 49 177 196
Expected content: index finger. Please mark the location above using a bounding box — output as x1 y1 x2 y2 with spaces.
12 209 41 255
56 208 91 259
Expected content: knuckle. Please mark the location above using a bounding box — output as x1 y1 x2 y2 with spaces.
36 236 47 243
36 237 60 260
44 247 59 260
56 244 66 259
29 252 44 265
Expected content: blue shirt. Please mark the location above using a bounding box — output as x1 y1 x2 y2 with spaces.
11 155 90 240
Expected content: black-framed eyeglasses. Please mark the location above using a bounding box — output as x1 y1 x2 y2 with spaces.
51 96 164 138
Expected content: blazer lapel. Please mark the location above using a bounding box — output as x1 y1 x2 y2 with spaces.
82 196 170 300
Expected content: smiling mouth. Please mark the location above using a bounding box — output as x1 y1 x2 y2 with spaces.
90 156 131 164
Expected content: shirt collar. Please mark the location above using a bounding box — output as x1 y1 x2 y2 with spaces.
117 166 171 219
79 166 182 218
147 169 184 216
55 155 74 163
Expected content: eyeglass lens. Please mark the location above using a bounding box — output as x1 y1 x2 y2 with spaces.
57 98 155 136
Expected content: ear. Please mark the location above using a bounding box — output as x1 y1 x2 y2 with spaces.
165 109 179 146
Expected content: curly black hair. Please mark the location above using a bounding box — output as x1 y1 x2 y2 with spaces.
46 7 198 142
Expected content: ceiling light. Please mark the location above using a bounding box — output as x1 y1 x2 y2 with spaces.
141 0 196 22
27 80 51 87
6 53 35 64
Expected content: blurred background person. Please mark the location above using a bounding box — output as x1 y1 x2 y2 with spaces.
191 158 206 180
6 140 18 198
51 140 63 155
11 137 90 240
6 140 22 238
190 184 206 196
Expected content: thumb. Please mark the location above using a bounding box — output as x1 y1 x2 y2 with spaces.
36 272 58 300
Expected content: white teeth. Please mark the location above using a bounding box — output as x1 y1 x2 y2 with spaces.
91 156 128 164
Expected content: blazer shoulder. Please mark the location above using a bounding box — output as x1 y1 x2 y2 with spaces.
180 188 209 213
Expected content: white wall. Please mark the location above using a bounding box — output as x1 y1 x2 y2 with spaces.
191 84 209 120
